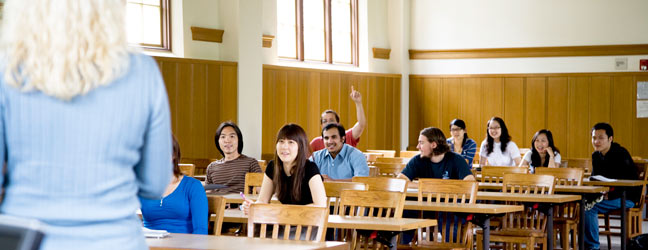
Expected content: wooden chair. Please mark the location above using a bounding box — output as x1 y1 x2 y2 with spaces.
535 168 584 250
365 152 384 166
352 176 407 192
600 161 648 249
179 163 195 177
565 158 592 177
244 172 264 195
480 166 528 184
400 150 420 159
372 162 407 177
415 179 478 249
180 158 217 176
375 157 410 164
339 190 407 250
257 160 267 172
247 204 329 242
208 196 227 235
366 150 396 158
324 182 368 215
477 173 555 250
368 166 379 177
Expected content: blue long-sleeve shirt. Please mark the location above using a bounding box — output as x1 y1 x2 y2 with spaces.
0 53 172 250
140 176 208 234
446 138 477 165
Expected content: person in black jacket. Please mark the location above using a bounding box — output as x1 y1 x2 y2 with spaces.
584 123 638 250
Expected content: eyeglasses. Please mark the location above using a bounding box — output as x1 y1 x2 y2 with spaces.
450 128 463 132
488 126 501 130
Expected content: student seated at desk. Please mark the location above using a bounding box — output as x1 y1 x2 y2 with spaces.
479 117 521 167
398 127 475 182
584 123 638 250
140 136 208 234
243 124 327 208
206 121 262 194
446 119 478 165
519 129 561 172
310 123 369 182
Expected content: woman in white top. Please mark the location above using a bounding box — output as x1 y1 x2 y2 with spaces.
479 117 521 167
519 129 561 172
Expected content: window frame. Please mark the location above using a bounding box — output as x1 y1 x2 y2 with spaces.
128 0 172 52
286 0 358 66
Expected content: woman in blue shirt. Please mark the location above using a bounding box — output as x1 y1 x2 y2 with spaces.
446 119 477 165
140 136 208 234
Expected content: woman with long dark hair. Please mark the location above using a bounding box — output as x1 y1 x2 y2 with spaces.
242 124 326 209
479 117 521 167
446 119 477 165
519 129 561 171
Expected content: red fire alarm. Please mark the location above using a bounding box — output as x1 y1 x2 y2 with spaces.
641 59 648 71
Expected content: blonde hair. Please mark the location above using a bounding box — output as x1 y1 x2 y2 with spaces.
1 0 131 100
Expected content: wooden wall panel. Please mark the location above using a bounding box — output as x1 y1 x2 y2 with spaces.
154 57 238 161
410 72 648 159
262 65 401 160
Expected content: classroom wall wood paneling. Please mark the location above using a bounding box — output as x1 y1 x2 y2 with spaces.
262 65 401 161
154 57 238 160
409 73 648 159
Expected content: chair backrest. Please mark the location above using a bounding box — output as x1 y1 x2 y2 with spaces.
244 172 264 195
207 196 227 235
178 163 195 177
535 167 584 186
324 182 368 215
372 162 407 177
480 166 528 183
338 190 406 218
247 204 328 242
366 149 396 158
416 179 476 248
399 150 419 159
634 161 648 209
258 160 267 172
417 179 478 204
180 158 217 175
375 157 409 164
364 152 383 165
352 176 407 192
502 173 555 195
565 158 592 176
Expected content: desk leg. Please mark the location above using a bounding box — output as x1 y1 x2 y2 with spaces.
579 198 585 250
621 189 627 250
547 206 554 250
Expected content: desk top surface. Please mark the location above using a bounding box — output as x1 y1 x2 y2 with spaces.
477 182 609 193
402 201 524 214
147 233 348 250
583 180 647 187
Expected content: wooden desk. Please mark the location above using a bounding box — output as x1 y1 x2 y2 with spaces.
402 200 523 250
147 233 348 250
475 191 580 250
478 182 609 193
583 179 646 250
221 209 437 231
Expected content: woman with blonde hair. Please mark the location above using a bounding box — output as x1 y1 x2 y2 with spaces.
0 1 172 250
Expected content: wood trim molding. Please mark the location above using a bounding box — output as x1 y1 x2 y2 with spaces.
153 56 237 66
409 44 648 59
372 48 391 59
409 71 648 79
262 35 275 48
263 64 402 78
190 26 224 43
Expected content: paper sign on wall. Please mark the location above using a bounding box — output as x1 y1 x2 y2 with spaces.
638 100 648 118
638 81 648 99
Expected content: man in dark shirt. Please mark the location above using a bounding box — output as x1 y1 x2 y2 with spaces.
397 127 475 245
584 123 638 250
398 127 475 181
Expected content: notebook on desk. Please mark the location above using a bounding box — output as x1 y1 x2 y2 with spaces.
589 175 617 182
0 215 44 250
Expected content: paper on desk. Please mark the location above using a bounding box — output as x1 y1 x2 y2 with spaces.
142 227 169 238
590 175 617 182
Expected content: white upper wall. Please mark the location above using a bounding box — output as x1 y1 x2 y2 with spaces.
182 0 221 60
409 0 648 74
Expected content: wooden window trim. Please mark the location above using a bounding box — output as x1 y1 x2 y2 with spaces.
132 0 172 52
287 0 357 66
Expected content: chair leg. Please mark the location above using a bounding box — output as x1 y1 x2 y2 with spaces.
561 224 569 250
571 225 577 250
476 232 483 250
604 214 611 250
